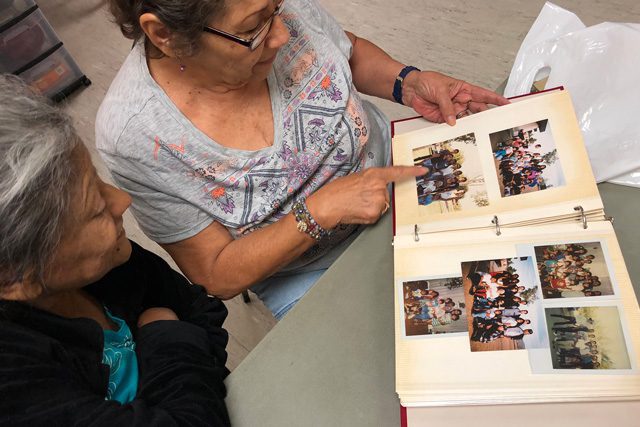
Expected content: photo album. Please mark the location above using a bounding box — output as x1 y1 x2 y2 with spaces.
391 89 640 407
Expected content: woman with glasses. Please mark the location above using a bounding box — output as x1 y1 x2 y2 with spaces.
0 75 230 426
97 0 507 320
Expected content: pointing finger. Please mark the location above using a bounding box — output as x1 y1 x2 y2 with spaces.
370 166 428 183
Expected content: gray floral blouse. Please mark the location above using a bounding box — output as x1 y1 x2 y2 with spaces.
96 0 391 273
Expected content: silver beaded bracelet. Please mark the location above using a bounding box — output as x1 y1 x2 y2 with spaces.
292 199 329 241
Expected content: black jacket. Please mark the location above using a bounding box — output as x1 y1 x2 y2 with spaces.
0 241 230 426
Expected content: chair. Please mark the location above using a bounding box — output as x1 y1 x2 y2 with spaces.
242 290 251 303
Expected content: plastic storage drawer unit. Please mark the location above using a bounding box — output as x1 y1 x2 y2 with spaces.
0 0 36 27
0 8 60 73
0 1 89 101
19 45 85 100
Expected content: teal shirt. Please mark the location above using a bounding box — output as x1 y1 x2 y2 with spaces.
102 309 138 404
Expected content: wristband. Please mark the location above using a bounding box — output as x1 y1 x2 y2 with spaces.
392 65 420 105
292 199 329 241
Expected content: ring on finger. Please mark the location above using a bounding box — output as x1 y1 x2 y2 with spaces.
456 109 471 119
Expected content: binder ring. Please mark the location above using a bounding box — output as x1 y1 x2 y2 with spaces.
574 206 587 229
414 224 420 242
492 215 501 236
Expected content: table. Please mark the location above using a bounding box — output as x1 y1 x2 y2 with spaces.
225 184 640 426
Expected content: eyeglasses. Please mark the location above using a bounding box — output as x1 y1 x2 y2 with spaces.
203 0 285 51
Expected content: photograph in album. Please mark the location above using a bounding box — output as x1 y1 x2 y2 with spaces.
412 132 488 213
545 306 631 370
401 277 467 337
489 119 566 197
534 242 614 299
462 257 547 352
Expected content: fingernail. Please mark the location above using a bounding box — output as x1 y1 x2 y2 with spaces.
446 116 456 126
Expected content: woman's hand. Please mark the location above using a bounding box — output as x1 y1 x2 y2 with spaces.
307 165 426 229
402 71 509 126
138 307 179 328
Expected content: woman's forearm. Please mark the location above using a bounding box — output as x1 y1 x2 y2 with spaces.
346 31 509 125
163 213 318 300
346 31 407 101
162 166 424 301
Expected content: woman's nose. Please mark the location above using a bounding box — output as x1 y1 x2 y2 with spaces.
265 15 290 49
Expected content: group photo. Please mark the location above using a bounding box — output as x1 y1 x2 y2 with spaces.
401 277 467 336
412 133 489 213
545 306 631 370
489 119 566 197
534 242 614 299
462 257 546 352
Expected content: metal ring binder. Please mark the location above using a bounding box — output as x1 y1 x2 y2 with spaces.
574 206 587 229
414 224 420 242
492 215 501 236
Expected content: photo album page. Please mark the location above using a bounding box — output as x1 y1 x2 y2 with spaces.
394 224 640 406
392 90 602 237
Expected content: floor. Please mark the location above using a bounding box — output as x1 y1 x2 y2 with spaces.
37 0 640 370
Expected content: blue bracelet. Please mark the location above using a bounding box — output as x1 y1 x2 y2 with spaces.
393 65 420 105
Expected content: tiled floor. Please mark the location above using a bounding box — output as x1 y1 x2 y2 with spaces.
38 0 640 370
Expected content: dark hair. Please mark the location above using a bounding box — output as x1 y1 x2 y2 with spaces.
108 0 226 57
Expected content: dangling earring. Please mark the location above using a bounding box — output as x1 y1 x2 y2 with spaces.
169 42 184 72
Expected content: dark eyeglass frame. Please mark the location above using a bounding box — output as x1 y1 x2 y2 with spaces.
202 0 285 51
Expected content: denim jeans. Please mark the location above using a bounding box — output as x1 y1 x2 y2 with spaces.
251 268 327 320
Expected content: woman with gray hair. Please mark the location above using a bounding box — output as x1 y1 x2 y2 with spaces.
97 0 508 319
0 75 230 426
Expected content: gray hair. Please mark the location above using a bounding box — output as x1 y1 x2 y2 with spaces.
0 75 80 288
108 0 226 57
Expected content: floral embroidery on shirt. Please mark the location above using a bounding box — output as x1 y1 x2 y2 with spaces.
281 12 301 39
332 147 348 162
195 165 217 181
290 48 317 85
287 150 318 189
209 186 236 214
308 67 342 102
306 118 329 148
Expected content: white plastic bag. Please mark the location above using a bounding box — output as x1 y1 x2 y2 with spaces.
504 2 640 185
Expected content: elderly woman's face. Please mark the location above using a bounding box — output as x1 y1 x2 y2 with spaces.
40 146 132 295
193 0 290 85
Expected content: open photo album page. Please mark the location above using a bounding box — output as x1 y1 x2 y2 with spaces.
392 90 600 233
396 236 636 373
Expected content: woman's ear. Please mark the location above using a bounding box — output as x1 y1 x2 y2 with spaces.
139 13 176 57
